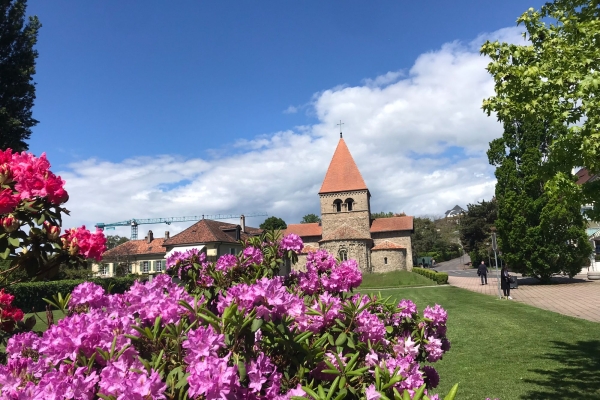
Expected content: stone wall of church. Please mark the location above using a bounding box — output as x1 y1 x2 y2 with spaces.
370 249 406 273
291 237 320 272
319 190 371 238
319 239 370 273
371 231 413 270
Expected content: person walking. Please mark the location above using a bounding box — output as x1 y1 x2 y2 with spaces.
501 266 512 299
477 261 488 285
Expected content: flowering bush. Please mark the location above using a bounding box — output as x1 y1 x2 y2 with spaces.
0 230 457 399
0 149 106 284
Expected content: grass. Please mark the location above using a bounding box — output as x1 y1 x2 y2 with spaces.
360 270 436 289
24 309 66 332
361 286 600 400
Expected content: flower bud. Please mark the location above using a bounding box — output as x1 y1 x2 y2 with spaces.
44 222 61 241
1 215 19 233
0 164 12 186
68 238 79 256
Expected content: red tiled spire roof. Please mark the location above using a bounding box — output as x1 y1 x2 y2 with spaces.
319 138 368 194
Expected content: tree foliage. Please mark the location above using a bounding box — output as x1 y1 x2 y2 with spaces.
412 217 462 263
481 0 600 221
105 235 129 250
259 216 287 230
300 213 320 224
488 119 591 281
371 211 407 219
459 200 497 265
0 0 41 152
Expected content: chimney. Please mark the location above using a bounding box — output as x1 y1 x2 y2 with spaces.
147 230 154 243
240 215 246 233
165 231 170 239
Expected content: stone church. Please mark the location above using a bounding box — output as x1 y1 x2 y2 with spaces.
284 135 414 273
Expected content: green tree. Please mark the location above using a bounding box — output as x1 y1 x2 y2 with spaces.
481 0 600 221
106 235 129 250
259 216 287 231
412 217 462 263
488 119 591 281
371 211 406 219
459 200 497 265
300 213 321 224
0 0 41 152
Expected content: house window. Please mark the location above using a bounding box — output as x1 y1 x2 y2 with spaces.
333 199 342 212
345 198 354 211
128 264 132 274
141 261 149 273
155 260 163 272
100 264 109 276
339 249 348 261
384 257 388 265
230 248 236 255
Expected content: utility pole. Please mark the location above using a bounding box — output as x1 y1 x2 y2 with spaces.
491 230 501 299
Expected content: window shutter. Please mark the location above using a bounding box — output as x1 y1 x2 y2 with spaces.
150 260 154 272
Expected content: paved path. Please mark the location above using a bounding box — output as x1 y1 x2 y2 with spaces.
433 253 471 272
448 271 600 323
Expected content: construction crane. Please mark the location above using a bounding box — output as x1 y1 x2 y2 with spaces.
95 212 268 239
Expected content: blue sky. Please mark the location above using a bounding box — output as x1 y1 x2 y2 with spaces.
24 1 545 235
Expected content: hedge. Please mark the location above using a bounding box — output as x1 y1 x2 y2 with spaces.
4 277 138 313
411 267 449 285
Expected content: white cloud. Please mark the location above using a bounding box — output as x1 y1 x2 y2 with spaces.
283 105 298 114
57 28 522 237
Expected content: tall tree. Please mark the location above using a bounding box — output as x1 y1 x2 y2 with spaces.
459 200 497 265
105 235 129 250
259 216 287 231
488 119 591 281
371 212 406 219
481 0 600 221
0 0 41 151
300 213 321 224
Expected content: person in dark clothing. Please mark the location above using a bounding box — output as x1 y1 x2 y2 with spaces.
477 261 488 285
500 266 512 299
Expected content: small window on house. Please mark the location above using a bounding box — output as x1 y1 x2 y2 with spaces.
333 199 342 212
384 257 388 265
155 260 163 272
127 264 132 274
230 248 236 255
101 264 109 275
142 261 149 273
339 249 348 261
345 198 354 211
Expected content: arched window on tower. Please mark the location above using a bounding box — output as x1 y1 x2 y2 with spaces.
384 257 388 265
333 199 342 212
345 198 354 211
339 249 348 261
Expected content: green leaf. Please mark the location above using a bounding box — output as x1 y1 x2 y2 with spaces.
251 318 263 332
385 326 393 334
335 332 347 346
7 237 20 247
443 384 459 400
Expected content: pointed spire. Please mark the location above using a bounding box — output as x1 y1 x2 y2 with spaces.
319 138 368 194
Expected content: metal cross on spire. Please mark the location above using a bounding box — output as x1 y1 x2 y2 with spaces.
337 120 344 138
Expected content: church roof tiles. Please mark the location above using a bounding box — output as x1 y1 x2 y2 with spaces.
371 240 406 251
284 223 322 237
370 216 414 233
319 138 368 194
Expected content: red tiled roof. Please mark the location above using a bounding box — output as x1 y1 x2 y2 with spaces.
371 240 406 251
103 238 167 258
300 244 319 254
320 225 371 242
163 219 262 246
284 223 322 237
576 168 594 185
370 216 414 233
319 138 368 194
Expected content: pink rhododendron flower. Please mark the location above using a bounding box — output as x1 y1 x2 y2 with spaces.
0 188 19 214
280 233 303 253
425 336 444 362
216 253 237 272
70 282 107 309
365 384 382 400
61 226 107 261
243 246 264 266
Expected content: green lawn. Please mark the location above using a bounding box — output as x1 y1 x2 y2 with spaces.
24 310 66 332
361 286 600 400
360 270 436 288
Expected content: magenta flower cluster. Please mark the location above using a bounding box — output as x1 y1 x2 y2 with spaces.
0 233 451 399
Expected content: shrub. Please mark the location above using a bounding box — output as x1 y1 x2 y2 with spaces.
5 277 137 312
1 232 457 399
412 267 449 285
